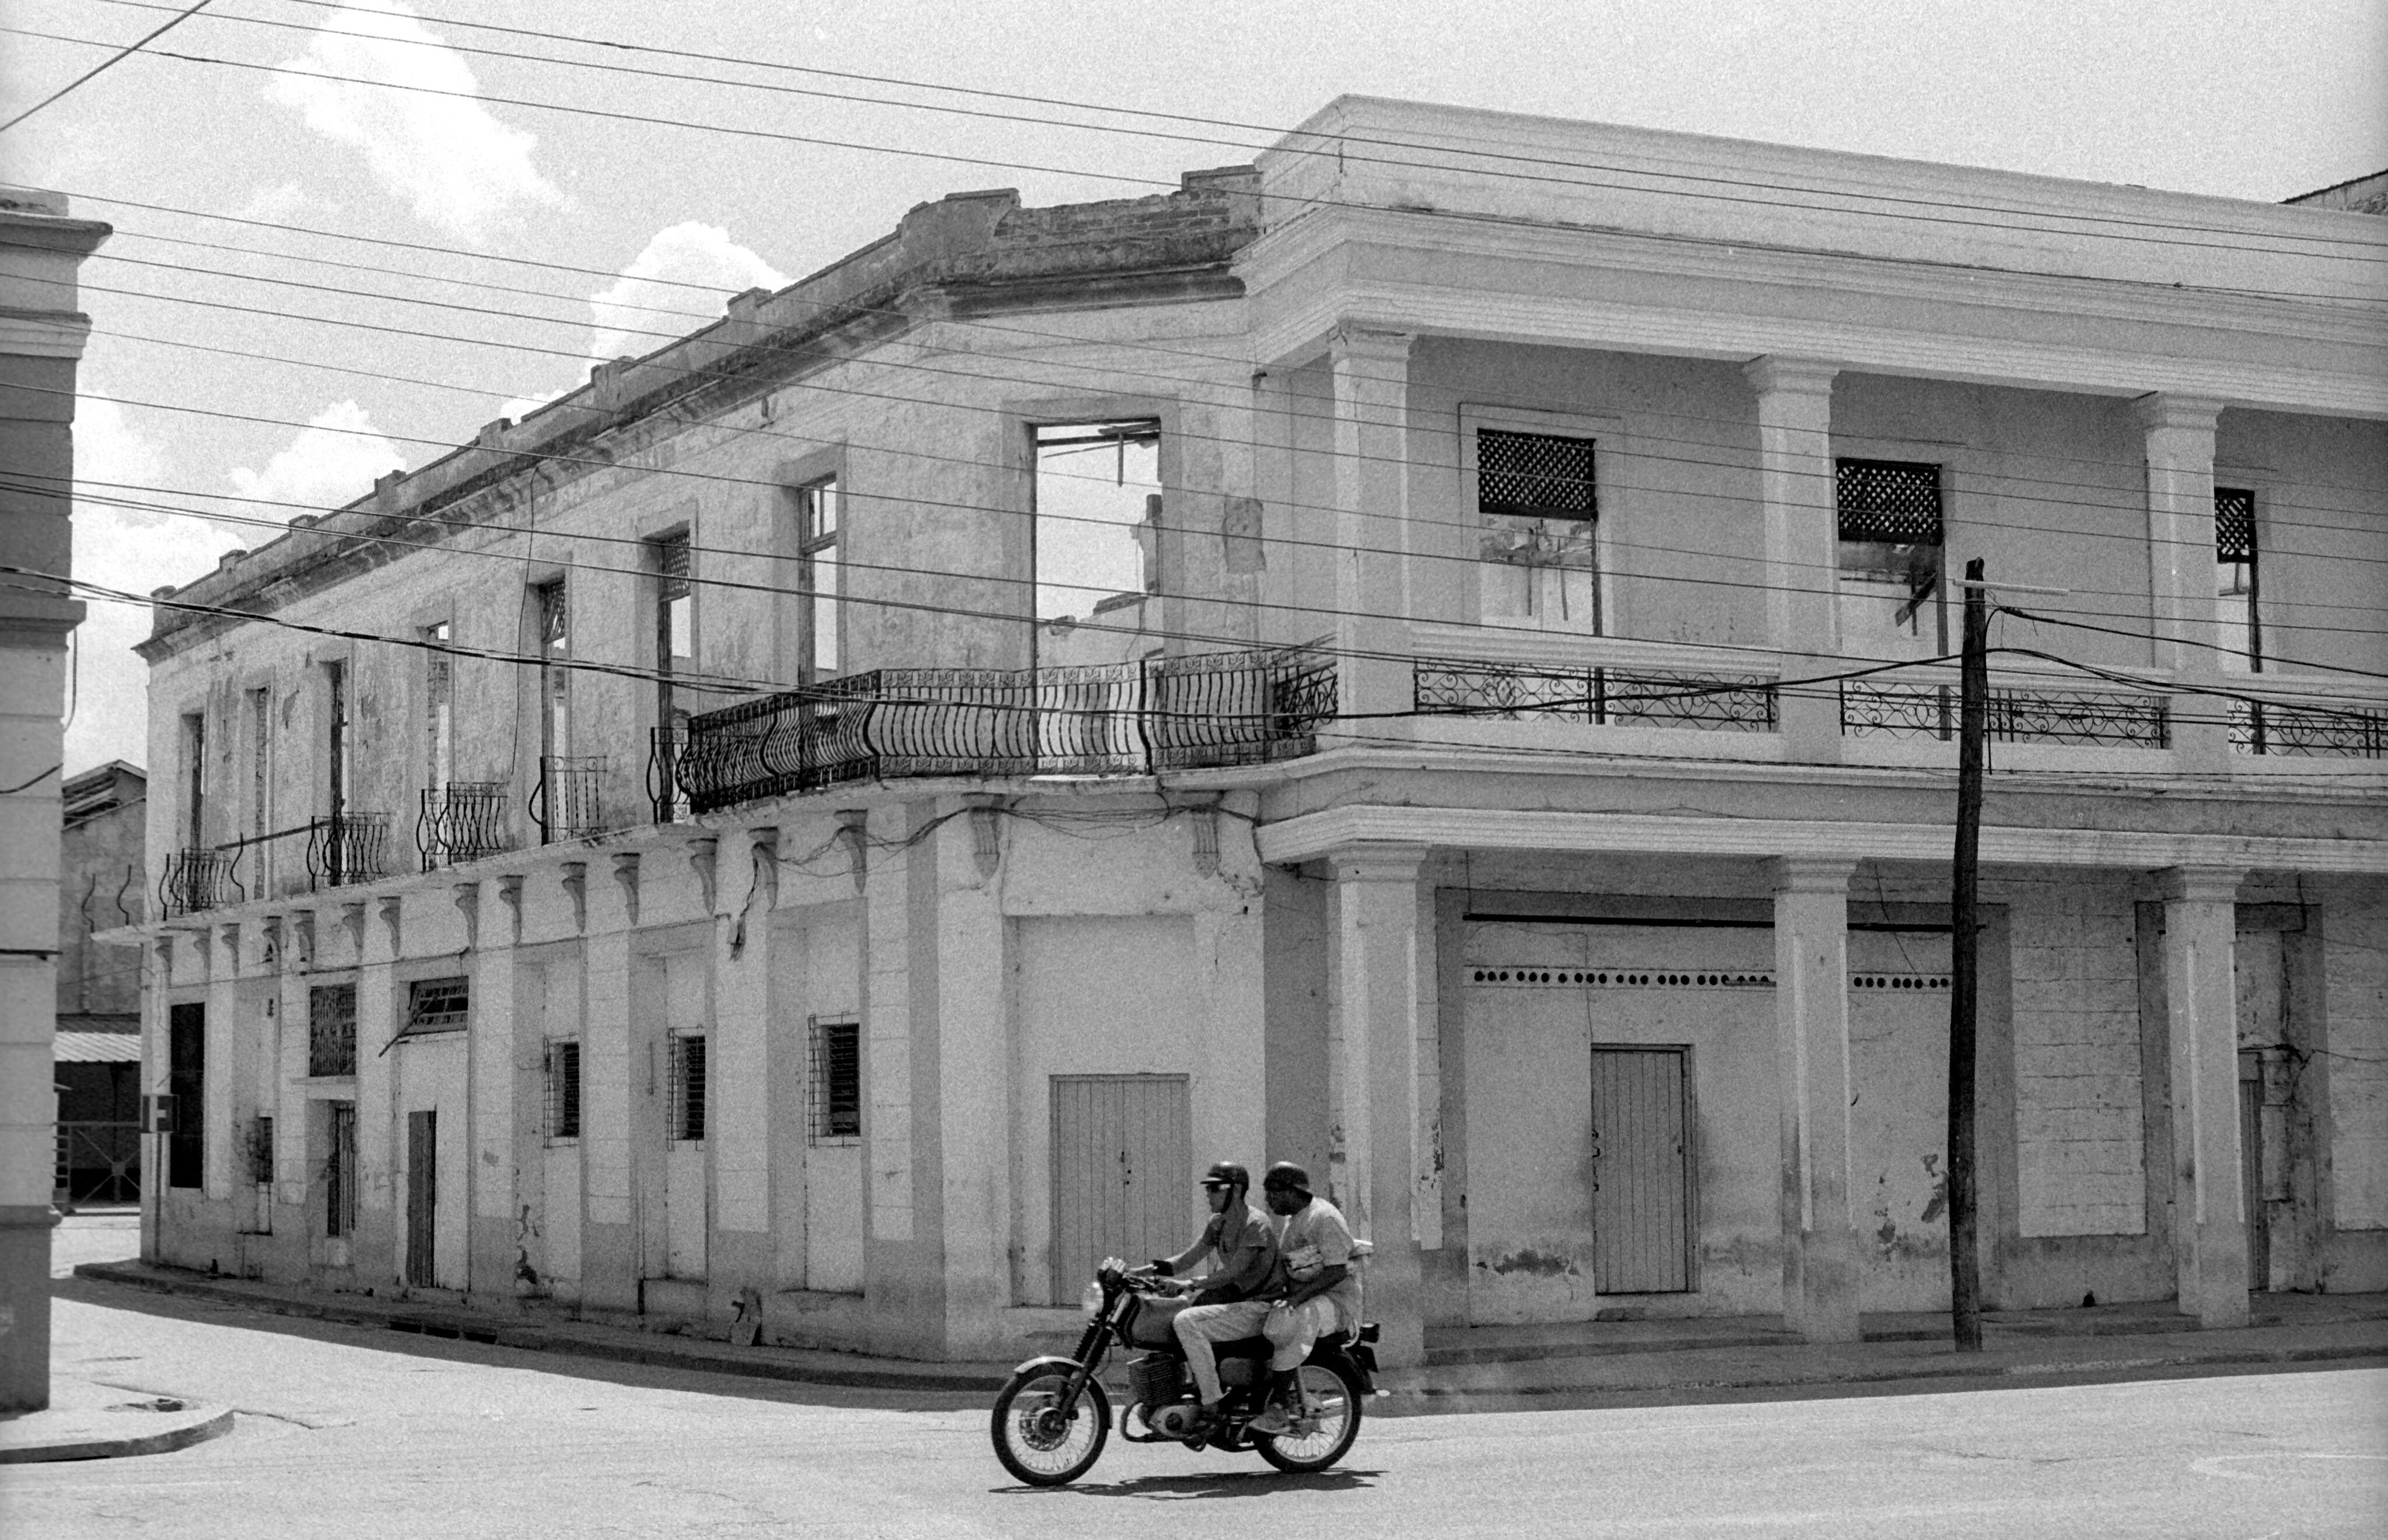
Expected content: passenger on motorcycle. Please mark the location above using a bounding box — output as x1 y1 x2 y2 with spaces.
1249 1161 1360 1437
1149 1160 1280 1428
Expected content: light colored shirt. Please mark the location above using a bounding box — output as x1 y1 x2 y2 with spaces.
1275 1195 1363 1334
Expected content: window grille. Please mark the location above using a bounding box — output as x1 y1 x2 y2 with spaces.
656 531 691 586
326 1102 357 1238
1477 429 1596 520
808 1016 861 1143
668 1033 708 1142
309 983 358 1076
544 1040 582 1142
537 580 568 651
2215 487 2257 563
1835 459 1942 544
404 976 470 1034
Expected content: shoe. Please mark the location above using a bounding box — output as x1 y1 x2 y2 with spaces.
1245 1401 1293 1437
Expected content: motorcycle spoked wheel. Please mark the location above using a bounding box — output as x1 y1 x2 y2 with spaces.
990 1366 1112 1487
1253 1363 1362 1474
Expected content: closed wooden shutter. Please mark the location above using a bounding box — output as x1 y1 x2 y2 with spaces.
1049 1075 1190 1304
1589 1047 1692 1293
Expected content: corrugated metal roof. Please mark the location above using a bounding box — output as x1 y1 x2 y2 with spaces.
55 1032 143 1064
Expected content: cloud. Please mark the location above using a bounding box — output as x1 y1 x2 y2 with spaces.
589 223 786 363
236 181 311 225
265 1 562 242
228 400 407 515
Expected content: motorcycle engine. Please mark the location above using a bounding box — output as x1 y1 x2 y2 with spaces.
1149 1401 1204 1439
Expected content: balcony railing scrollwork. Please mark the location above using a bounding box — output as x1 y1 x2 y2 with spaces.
307 811 392 889
1412 660 1778 732
1841 681 2169 746
159 847 240 918
671 646 1338 817
2230 698 2387 759
418 782 514 871
159 811 390 916
532 755 611 843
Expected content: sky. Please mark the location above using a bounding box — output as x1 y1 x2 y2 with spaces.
3 0 2383 774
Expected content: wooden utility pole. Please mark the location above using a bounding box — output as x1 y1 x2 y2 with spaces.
1948 556 1987 1352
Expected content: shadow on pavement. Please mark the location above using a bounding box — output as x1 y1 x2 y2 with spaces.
1010 1467 1382 1499
51 1275 983 1416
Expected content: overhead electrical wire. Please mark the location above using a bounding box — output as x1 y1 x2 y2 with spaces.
0 0 213 133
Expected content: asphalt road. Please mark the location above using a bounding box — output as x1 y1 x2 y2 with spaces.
13 1215 2386 1538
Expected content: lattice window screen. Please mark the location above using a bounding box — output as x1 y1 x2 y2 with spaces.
2215 487 2257 563
1836 459 1944 543
808 1016 861 1143
1478 429 1597 520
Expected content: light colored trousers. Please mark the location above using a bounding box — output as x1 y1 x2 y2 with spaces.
1170 1300 1271 1405
1262 1297 1337 1372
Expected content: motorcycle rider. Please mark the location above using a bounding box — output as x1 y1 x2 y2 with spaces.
1150 1160 1279 1429
1246 1161 1360 1437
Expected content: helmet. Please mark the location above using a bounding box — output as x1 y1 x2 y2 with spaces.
1261 1161 1312 1195
1200 1160 1250 1191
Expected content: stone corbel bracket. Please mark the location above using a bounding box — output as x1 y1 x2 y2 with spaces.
454 882 481 949
289 911 315 968
837 809 869 895
338 902 366 958
153 934 176 984
560 862 588 934
612 852 642 928
260 915 283 971
688 836 720 915
1185 799 1222 879
496 875 526 943
749 827 780 911
964 794 1005 880
377 895 404 956
216 922 240 974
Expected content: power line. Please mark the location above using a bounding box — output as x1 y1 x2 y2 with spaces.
0 0 213 134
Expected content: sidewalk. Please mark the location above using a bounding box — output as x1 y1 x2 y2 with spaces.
0 1377 235 1464
69 1258 2388 1417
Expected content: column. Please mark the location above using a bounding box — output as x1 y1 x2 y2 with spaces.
2135 395 2227 766
2159 866 2249 1328
934 802 1009 1357
461 880 519 1297
1330 844 1430 1369
1744 357 1841 763
1773 857 1860 1342
1326 328 1414 745
709 832 775 1292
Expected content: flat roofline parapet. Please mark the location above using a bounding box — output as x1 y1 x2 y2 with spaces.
144 168 1259 651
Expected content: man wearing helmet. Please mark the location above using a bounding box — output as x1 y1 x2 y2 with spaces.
1149 1160 1279 1427
1247 1160 1359 1437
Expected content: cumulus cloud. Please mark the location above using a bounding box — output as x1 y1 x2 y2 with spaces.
236 181 312 224
228 400 407 514
266 1 562 242
589 222 786 363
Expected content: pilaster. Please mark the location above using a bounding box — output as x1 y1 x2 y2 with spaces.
2134 394 2228 769
1773 855 1860 1342
2158 864 2250 1327
1326 327 1414 741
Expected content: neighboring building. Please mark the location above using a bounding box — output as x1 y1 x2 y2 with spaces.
0 186 110 1412
55 762 146 1208
124 100 2386 1367
2286 170 2388 218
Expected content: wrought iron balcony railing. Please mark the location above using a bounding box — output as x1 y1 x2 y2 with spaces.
649 721 689 824
1841 681 2169 746
533 755 611 843
307 811 392 889
2229 698 2387 759
1413 659 1778 731
418 781 514 870
157 812 393 917
159 847 240 917
670 646 1337 817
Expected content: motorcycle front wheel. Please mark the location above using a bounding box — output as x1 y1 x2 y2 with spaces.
1255 1363 1361 1474
990 1366 1111 1487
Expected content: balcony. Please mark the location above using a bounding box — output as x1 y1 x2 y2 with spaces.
533 755 613 843
157 812 392 918
1841 680 2169 747
667 646 1337 816
1414 658 1778 732
418 781 514 871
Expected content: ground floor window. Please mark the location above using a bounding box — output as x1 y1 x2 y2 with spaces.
668 1033 708 1143
167 1001 205 1188
324 1102 357 1238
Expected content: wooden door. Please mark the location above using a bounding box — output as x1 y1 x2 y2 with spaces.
1589 1047 1692 1293
1049 1075 1190 1304
405 1109 437 1288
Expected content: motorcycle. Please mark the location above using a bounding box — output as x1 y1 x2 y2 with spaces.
990 1262 1379 1487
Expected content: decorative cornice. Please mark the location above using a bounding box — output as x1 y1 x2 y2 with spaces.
964 795 1005 879
1328 841 1431 884
289 911 314 966
1256 805 2388 875
1743 355 1841 398
748 827 780 911
338 902 365 957
1772 856 1857 894
2133 392 2226 435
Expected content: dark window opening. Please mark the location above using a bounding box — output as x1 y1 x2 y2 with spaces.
325 1102 357 1238
1475 426 1601 629
167 1001 205 1188
401 976 471 1039
794 480 841 680
668 1033 707 1143
1478 427 1597 520
309 983 357 1076
1835 458 1946 660
247 1115 275 1185
808 1016 861 1143
544 1040 582 1142
2216 487 2261 673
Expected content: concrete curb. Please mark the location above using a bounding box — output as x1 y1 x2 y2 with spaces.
0 1399 237 1464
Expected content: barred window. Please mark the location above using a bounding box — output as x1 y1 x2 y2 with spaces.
2215 487 2260 673
404 976 470 1035
668 1032 708 1143
1477 428 1596 521
544 1040 582 1142
808 1016 861 1143
309 983 358 1076
1836 458 1945 658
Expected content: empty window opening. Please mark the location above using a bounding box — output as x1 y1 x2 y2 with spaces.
652 532 694 728
167 1001 205 1189
2215 487 2260 674
1835 459 1946 661
423 622 453 793
793 479 842 680
544 1039 582 1142
1476 426 1601 628
1033 421 1161 643
808 1016 861 1143
324 661 351 821
181 710 207 848
668 1032 708 1142
248 687 274 892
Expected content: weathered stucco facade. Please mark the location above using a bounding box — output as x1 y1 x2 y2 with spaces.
126 101 2387 1366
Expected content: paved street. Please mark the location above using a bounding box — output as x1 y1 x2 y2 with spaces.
11 1216 2386 1538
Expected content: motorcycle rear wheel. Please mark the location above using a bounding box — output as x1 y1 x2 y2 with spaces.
990 1366 1111 1487
1254 1363 1361 1474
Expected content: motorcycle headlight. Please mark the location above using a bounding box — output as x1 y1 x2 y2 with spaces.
1081 1279 1107 1318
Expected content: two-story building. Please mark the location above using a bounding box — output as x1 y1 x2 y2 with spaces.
129 99 2388 1367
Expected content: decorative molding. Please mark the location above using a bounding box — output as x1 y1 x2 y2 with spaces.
611 852 642 927
688 836 720 914
2133 392 2226 435
838 809 869 894
496 875 525 943
1742 355 1841 397
288 912 314 967
453 882 481 948
1328 322 1414 364
338 902 365 957
216 923 240 973
559 862 588 933
965 795 1005 879
1188 803 1221 879
260 915 282 971
1773 856 1857 895
1328 841 1430 885
1258 804 2388 876
376 895 403 955
749 827 780 911
2157 865 2247 904
152 935 174 980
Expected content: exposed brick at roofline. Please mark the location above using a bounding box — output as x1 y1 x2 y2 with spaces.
143 169 1260 654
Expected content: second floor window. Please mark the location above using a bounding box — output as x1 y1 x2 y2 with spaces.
1476 425 1601 631
181 710 207 848
795 479 840 680
653 532 693 720
534 579 570 760
1033 421 1160 658
2215 487 2260 673
324 660 351 820
422 622 453 792
1836 458 1945 661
